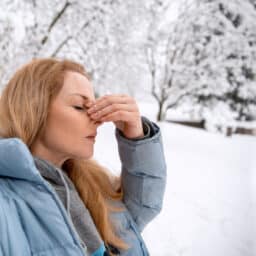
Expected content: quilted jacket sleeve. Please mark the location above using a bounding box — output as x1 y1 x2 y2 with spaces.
115 116 167 232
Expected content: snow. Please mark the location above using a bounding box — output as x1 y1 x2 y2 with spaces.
93 102 255 256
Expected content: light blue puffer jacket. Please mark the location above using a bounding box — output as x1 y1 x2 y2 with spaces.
0 118 167 256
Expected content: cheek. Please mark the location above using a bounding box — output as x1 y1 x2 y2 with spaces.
45 108 89 142
40 109 94 159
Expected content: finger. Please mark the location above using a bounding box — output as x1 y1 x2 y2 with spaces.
92 95 133 112
84 99 96 107
88 103 136 120
89 94 128 107
87 95 136 114
99 110 135 122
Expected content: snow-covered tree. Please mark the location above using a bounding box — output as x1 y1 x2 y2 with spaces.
1 0 255 129
145 0 176 121
146 0 256 124
188 0 256 123
0 0 123 95
0 0 155 98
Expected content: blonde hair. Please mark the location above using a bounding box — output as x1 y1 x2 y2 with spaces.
0 58 129 252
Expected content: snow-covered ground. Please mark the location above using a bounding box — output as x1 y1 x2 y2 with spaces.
93 102 255 256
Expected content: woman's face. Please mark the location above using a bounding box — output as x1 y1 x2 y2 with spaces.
31 71 102 167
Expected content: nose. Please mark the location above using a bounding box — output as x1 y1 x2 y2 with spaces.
92 119 103 128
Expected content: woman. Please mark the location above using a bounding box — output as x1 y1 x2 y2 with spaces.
0 58 167 256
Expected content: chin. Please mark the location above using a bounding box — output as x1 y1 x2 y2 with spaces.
66 144 94 160
73 151 94 160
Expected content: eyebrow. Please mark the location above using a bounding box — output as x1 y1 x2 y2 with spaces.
69 93 91 101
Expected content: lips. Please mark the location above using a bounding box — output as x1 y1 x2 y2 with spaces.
86 135 96 142
86 133 97 138
87 136 96 139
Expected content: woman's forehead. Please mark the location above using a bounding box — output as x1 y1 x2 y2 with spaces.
62 72 95 100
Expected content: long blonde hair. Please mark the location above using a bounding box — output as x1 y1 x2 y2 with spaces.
0 58 129 251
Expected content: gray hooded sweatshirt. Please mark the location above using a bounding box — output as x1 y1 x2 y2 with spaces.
33 156 104 255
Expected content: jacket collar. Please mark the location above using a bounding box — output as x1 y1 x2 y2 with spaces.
0 137 44 184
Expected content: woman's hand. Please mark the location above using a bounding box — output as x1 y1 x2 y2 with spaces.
85 94 144 139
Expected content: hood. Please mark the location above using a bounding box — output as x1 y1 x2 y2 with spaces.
33 156 74 217
0 137 44 183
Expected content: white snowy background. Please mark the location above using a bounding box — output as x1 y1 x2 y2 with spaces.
0 0 255 255
94 101 255 256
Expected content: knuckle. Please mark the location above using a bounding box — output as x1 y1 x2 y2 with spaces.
112 103 119 111
119 111 125 118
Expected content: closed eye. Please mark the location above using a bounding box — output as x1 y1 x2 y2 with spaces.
73 106 88 111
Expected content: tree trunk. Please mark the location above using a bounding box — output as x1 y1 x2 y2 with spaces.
157 101 166 121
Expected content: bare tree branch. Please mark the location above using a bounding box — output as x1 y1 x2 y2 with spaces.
41 1 71 45
51 36 72 57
